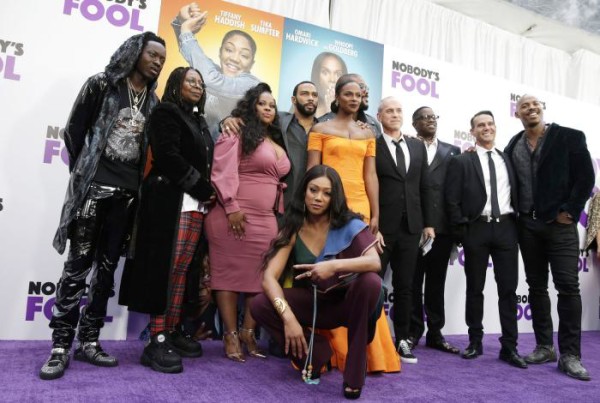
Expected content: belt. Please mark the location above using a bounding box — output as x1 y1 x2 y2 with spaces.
477 214 513 223
519 210 537 220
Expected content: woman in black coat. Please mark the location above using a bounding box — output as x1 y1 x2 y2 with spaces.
119 66 214 374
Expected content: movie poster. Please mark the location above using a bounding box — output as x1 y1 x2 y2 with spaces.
158 0 284 134
278 19 383 118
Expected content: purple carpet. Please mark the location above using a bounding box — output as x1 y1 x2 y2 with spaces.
2 332 599 402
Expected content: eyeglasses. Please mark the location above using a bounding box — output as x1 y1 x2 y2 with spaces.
185 79 206 90
415 114 439 121
358 83 369 92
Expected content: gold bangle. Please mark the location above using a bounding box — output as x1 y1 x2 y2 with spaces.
273 297 288 316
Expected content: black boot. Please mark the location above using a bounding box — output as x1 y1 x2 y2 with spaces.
141 331 183 373
39 347 70 380
168 328 203 358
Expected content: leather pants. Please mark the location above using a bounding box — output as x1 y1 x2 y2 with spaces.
49 182 136 348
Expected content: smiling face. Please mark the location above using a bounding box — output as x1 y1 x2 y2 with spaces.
256 91 276 125
181 69 204 105
377 97 404 133
219 33 255 77
336 82 362 114
515 95 544 129
135 41 166 82
471 113 496 149
412 107 437 138
304 175 332 217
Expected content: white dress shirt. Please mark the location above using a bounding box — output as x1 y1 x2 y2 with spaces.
475 145 514 216
382 132 411 172
420 137 438 165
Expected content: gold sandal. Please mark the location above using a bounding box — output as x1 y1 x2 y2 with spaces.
239 328 267 359
223 331 245 363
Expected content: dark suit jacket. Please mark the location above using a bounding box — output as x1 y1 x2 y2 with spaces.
445 149 518 233
427 140 460 235
504 123 594 222
376 135 433 235
278 111 310 208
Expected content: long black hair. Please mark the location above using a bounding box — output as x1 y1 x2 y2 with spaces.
262 165 362 268
231 82 283 155
311 52 347 101
162 67 207 114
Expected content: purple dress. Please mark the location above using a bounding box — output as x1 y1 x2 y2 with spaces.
205 134 290 293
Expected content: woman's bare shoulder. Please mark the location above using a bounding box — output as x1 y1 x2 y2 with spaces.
350 122 376 140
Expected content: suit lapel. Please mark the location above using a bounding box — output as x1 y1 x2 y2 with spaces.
429 141 449 171
279 113 293 152
538 124 557 167
469 151 485 189
498 149 518 210
377 136 405 178
405 138 419 175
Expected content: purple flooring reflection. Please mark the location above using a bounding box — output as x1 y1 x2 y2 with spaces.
2 332 599 402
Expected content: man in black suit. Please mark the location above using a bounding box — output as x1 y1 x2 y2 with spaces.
445 111 527 369
408 107 460 354
505 94 594 381
376 96 434 364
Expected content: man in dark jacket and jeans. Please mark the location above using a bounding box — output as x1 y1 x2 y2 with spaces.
40 32 166 380
505 94 594 381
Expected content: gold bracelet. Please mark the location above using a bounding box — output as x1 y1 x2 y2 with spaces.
273 297 288 316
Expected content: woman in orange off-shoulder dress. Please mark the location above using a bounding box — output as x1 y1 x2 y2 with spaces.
306 75 400 374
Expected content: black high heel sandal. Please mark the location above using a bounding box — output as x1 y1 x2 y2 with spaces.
343 382 362 400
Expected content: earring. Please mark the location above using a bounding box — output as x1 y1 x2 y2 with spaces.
335 100 339 107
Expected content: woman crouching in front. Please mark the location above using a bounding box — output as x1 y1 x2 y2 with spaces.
251 165 382 400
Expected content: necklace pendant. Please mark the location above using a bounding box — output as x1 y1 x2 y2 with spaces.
134 96 139 104
132 105 138 113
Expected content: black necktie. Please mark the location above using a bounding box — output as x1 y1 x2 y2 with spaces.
393 140 406 175
487 151 501 218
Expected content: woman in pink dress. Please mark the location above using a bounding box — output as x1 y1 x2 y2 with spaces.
205 82 290 362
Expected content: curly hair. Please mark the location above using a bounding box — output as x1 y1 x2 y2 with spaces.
161 67 207 114
231 82 283 155
262 165 362 269
104 32 165 86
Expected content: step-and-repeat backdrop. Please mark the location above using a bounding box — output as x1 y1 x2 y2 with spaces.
1 0 598 340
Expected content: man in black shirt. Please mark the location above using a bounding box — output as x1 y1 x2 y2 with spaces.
505 94 594 381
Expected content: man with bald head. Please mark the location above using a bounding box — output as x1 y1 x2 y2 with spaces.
504 94 594 381
375 96 433 363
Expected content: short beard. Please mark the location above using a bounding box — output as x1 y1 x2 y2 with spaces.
296 102 316 118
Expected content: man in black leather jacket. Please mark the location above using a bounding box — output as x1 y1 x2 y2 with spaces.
40 32 166 381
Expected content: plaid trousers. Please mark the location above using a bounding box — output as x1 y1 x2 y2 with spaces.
150 211 204 335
